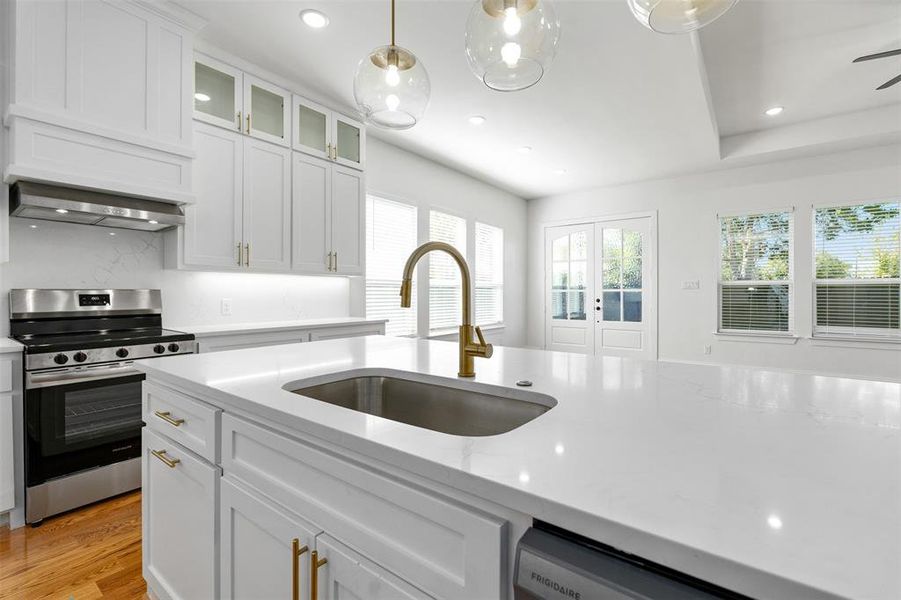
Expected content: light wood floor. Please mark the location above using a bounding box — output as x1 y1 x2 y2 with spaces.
0 491 146 599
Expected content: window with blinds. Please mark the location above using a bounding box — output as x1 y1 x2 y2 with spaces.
475 222 504 326
365 196 418 336
718 211 793 333
429 210 467 332
814 202 900 338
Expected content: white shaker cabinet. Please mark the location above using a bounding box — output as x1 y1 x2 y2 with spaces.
293 95 365 171
220 477 321 600
142 428 218 600
172 123 290 272
5 0 201 203
292 154 364 275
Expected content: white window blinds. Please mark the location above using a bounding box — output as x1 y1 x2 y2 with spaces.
365 196 418 336
718 211 793 333
814 202 900 338
429 211 466 332
475 222 504 326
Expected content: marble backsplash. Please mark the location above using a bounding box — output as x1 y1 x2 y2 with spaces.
0 218 352 335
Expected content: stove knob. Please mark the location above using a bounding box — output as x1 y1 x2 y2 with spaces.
116 348 129 359
153 344 166 354
53 353 69 365
73 352 87 363
167 343 180 353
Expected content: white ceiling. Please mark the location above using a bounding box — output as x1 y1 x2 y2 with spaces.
178 0 901 199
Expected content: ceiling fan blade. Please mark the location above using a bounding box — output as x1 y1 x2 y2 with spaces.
854 48 901 63
876 73 901 90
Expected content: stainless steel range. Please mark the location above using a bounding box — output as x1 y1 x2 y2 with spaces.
9 289 195 524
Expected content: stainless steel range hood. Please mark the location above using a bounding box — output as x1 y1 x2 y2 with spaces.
9 182 185 231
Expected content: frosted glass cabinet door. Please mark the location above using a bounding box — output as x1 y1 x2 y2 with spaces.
293 95 330 160
194 54 243 132
332 115 365 170
243 75 291 146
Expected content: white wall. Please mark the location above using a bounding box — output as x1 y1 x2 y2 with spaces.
363 137 529 347
0 218 350 336
527 144 901 381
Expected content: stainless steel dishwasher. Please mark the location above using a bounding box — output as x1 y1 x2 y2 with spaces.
514 522 753 600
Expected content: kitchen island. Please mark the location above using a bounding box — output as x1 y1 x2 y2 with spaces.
138 336 899 600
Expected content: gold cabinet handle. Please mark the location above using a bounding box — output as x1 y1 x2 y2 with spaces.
236 111 242 131
246 113 251 134
333 252 337 272
237 242 243 266
311 550 327 600
151 449 180 468
292 538 309 600
326 252 332 272
245 243 250 267
154 410 185 427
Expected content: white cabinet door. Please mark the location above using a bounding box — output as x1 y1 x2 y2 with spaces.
244 74 291 147
330 166 364 276
220 476 321 600
0 392 14 513
545 223 595 354
314 534 432 600
243 138 292 271
142 429 218 600
185 123 244 269
292 95 331 161
331 114 365 170
292 153 332 274
194 53 244 133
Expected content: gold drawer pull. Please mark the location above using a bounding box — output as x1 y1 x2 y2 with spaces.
311 550 327 600
151 449 180 468
292 538 309 600
154 410 185 427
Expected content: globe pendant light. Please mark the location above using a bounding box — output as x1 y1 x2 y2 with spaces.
354 0 430 130
628 0 739 34
464 0 561 92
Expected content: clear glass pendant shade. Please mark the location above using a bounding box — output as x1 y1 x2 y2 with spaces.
627 0 739 34
464 0 561 92
354 45 430 130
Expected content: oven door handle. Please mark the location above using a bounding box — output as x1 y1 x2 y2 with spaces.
26 364 144 388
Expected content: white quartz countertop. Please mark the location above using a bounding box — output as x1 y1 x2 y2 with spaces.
166 317 387 337
138 336 900 600
0 338 24 353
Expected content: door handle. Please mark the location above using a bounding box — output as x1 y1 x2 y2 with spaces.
154 410 185 427
246 113 251 134
151 449 180 468
245 244 250 267
237 243 243 266
236 111 242 131
333 252 337 272
292 538 309 600
311 550 328 600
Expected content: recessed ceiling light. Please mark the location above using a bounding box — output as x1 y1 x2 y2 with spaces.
517 146 532 154
29 224 37 229
767 514 783 530
194 92 211 102
299 9 329 29
109 232 116 236
468 115 486 126
765 106 784 116
55 208 68 214
148 220 158 225
553 169 567 175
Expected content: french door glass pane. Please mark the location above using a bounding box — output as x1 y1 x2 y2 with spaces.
552 237 569 261
623 259 642 289
250 85 284 137
336 120 361 163
551 291 567 319
602 259 620 289
623 291 642 322
552 263 568 288
298 105 327 152
550 232 590 320
568 292 586 320
571 232 587 260
571 261 587 288
602 292 621 321
195 62 235 121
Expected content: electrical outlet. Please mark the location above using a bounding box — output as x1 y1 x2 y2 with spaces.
703 344 712 355
221 298 232 316
682 280 700 290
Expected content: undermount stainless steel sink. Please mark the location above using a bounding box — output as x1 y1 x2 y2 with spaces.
287 373 555 436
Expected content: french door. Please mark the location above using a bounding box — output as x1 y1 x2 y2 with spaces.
545 216 655 359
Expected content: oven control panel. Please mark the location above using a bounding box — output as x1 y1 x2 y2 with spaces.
78 293 111 306
26 340 197 371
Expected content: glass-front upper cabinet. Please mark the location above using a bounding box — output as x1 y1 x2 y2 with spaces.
292 95 366 170
193 54 243 132
292 96 330 160
243 75 291 146
332 114 365 170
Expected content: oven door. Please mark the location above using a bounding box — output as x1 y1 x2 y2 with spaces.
25 364 144 486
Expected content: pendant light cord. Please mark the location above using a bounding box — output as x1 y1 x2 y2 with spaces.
390 0 396 46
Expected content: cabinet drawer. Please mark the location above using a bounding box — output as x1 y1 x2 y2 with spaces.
143 381 220 463
308 324 384 342
0 360 11 393
222 414 506 600
143 429 218 600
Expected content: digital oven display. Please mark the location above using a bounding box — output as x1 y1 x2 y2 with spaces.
78 294 111 307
